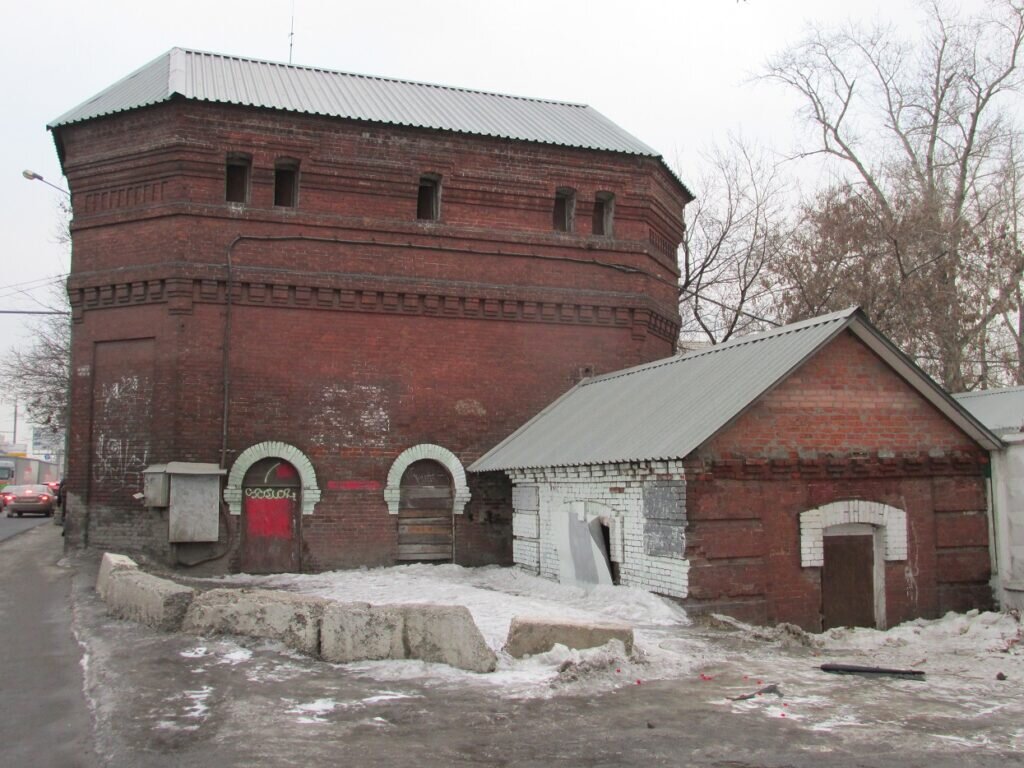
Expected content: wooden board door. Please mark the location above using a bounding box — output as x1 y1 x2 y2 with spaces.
241 458 301 574
822 534 875 629
398 460 453 562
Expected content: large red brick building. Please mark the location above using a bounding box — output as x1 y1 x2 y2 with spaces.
50 49 690 573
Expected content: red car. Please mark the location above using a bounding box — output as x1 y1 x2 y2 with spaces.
3 485 56 517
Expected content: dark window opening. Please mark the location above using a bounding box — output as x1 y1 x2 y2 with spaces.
417 175 441 221
274 160 299 207
599 521 621 585
592 191 615 236
226 156 251 203
553 188 575 232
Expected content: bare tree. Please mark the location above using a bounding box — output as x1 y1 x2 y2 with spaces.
765 0 1024 390
7 197 72 433
8 286 71 433
679 136 788 346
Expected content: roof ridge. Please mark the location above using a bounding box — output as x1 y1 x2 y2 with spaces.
582 307 859 387
954 384 1024 399
173 47 590 109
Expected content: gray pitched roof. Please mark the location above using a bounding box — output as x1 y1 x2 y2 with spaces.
471 308 1001 472
49 48 665 159
954 386 1024 435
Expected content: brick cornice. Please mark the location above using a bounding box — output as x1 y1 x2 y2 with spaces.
687 452 987 481
68 267 681 343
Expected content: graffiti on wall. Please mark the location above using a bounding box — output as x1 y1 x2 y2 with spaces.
92 374 153 491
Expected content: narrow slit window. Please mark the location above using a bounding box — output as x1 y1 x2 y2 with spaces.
417 175 441 221
274 160 299 207
225 155 251 203
553 188 575 232
592 191 615 236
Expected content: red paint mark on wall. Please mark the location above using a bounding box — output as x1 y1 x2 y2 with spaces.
327 480 382 491
275 463 299 479
245 498 292 538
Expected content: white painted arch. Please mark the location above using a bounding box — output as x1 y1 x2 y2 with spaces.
384 443 471 515
799 499 908 568
224 441 321 516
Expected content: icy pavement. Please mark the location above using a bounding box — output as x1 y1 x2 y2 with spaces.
70 554 1024 765
205 562 1024 747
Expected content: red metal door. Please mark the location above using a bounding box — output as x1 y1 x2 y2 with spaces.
398 460 453 562
822 534 875 629
241 458 301 574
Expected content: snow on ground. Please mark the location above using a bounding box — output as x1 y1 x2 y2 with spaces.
202 563 1024 728
208 562 703 693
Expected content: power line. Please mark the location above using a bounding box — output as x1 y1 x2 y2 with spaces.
0 310 69 316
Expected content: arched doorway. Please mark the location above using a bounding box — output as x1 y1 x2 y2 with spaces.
397 459 454 562
241 458 301 573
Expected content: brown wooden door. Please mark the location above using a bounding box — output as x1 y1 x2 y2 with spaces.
398 460 453 562
241 458 301 574
822 534 875 629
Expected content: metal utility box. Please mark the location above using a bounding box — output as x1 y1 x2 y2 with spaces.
142 464 170 507
144 462 226 543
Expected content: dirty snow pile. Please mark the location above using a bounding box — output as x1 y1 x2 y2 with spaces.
209 564 1024 704
213 562 711 693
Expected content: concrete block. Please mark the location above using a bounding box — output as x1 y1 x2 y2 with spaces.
504 616 634 658
105 569 196 631
96 552 138 600
398 604 497 673
182 588 329 655
320 602 404 663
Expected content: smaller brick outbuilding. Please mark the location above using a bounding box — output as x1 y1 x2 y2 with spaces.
471 308 1002 631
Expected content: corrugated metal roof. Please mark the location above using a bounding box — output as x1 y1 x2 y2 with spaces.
954 386 1024 435
472 307 1004 472
471 309 860 472
49 48 662 158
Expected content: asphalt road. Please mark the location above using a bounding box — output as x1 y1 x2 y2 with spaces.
0 509 53 542
0 523 97 767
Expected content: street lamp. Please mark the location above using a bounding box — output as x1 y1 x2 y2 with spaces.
22 170 70 197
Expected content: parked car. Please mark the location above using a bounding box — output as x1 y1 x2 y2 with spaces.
3 485 56 517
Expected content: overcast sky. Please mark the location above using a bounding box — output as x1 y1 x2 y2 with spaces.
1 0 938 443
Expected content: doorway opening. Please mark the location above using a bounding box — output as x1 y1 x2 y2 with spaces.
240 457 301 574
398 459 454 562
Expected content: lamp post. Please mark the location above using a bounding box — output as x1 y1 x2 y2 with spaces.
21 169 72 479
22 170 70 197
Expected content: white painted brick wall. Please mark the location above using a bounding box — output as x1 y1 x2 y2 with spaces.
512 511 540 539
508 462 689 598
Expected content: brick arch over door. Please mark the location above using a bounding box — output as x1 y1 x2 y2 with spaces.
799 500 908 568
224 441 321 516
383 443 471 515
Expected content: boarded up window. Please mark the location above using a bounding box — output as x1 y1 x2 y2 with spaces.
553 188 575 232
417 175 441 220
274 160 299 207
592 191 614 236
225 155 250 203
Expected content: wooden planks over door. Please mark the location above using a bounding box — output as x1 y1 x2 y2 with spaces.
398 460 454 562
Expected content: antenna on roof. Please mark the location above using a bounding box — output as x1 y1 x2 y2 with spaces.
288 0 296 64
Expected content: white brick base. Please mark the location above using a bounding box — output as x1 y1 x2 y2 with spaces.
508 461 689 598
